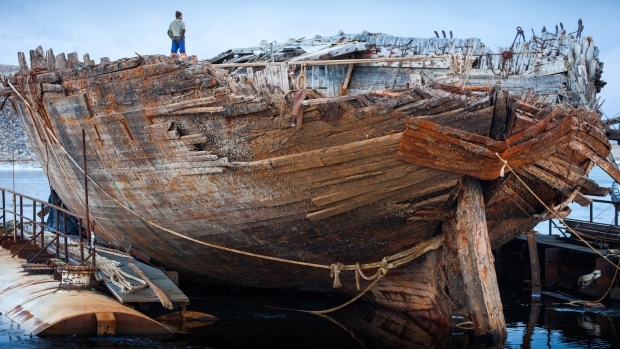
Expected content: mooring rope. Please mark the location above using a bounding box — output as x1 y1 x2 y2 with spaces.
564 254 620 307
448 53 474 85
495 153 620 271
92 252 148 294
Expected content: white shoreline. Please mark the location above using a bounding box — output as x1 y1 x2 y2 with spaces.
0 161 42 171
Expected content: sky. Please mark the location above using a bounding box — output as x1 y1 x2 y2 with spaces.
1 0 618 117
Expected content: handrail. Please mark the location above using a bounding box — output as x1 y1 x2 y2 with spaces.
547 197 620 235
0 187 95 265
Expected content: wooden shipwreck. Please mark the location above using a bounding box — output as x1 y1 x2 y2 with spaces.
1 23 616 338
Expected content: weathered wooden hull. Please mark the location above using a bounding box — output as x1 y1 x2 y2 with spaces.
2 29 614 329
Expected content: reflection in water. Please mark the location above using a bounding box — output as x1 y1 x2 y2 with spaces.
107 284 620 348
504 299 620 349
578 315 601 336
148 284 512 349
521 300 541 349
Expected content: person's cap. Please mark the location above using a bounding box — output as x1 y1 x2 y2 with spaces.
176 11 182 18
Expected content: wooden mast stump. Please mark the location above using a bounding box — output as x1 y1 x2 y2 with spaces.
444 177 506 339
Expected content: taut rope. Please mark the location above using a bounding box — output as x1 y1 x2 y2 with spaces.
495 153 620 271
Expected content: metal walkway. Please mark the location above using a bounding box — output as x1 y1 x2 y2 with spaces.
97 250 189 306
517 233 607 255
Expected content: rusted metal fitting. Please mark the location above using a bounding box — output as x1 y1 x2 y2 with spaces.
58 265 97 289
502 51 513 60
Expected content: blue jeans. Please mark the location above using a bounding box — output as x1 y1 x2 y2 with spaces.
171 37 186 54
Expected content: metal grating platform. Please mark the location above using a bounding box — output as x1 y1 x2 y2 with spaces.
97 250 189 305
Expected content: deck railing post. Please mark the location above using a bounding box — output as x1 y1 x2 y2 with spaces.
62 212 69 262
18 195 23 240
590 203 594 222
64 234 68 263
615 203 619 226
1 189 5 227
40 201 44 253
11 192 15 241
11 193 15 238
79 218 84 264
55 231 60 259
32 200 36 242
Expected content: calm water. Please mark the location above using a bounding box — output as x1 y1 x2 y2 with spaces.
2 167 620 348
0 167 50 222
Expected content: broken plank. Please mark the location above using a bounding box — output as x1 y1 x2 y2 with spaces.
301 95 360 106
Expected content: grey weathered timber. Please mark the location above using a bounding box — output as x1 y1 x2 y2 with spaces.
55 53 67 70
67 52 80 68
17 52 28 73
210 29 604 108
45 48 56 72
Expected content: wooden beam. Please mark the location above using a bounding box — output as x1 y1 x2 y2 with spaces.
95 312 116 336
570 138 620 184
340 63 354 96
489 89 508 140
526 231 541 299
127 262 173 310
407 209 454 222
301 95 360 106
443 177 506 339
289 42 369 62
213 55 450 68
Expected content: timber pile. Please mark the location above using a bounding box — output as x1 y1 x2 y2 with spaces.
209 26 605 110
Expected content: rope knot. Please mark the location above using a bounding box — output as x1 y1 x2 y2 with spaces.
330 263 344 289
495 152 508 177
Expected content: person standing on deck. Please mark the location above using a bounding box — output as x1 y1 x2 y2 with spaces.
168 11 186 57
